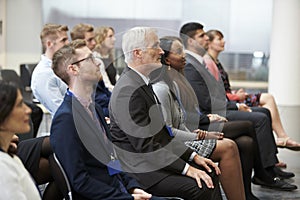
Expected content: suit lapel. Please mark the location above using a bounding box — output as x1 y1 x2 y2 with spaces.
65 95 113 162
186 53 214 80
123 66 157 104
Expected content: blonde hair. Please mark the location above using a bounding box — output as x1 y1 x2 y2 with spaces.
40 23 68 53
94 26 115 60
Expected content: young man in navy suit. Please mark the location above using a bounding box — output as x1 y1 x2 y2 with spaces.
50 39 165 199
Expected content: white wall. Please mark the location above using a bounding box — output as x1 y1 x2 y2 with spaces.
42 0 273 54
1 0 42 73
1 0 273 73
0 0 6 69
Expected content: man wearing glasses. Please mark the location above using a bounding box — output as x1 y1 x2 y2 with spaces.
50 39 166 199
71 23 112 118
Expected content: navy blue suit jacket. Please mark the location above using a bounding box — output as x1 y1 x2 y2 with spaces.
50 94 139 200
95 80 111 117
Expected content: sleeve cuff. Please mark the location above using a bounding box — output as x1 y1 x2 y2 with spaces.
189 152 197 162
181 163 190 175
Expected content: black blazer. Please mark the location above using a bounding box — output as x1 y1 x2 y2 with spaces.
51 94 139 200
184 53 237 117
109 66 194 189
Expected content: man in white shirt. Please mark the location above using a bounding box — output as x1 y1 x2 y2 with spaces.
31 24 69 116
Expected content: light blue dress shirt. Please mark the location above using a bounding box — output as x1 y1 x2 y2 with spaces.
31 55 67 117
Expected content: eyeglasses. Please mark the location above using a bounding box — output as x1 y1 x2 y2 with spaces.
71 54 96 65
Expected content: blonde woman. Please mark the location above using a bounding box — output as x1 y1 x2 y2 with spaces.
94 26 119 91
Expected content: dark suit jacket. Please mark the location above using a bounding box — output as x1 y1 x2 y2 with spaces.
50 94 139 200
95 80 111 117
184 53 237 117
184 53 278 168
109 66 195 189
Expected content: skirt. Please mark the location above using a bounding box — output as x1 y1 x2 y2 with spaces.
16 136 47 178
184 139 216 158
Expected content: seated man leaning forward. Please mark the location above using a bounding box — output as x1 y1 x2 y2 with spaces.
109 27 222 200
50 39 166 200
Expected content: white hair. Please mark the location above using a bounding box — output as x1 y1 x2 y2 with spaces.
122 27 157 63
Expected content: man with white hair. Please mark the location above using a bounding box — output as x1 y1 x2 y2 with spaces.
109 27 222 200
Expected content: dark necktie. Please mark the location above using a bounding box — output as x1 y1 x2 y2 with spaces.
148 83 160 104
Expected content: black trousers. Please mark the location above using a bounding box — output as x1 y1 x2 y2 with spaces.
146 165 222 200
226 107 278 168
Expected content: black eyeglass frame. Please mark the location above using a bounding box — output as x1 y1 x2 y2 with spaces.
71 54 95 65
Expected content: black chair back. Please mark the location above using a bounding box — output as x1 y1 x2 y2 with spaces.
1 69 24 90
49 153 73 200
20 63 37 88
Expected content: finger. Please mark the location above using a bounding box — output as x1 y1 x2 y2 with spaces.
206 159 221 175
201 161 212 173
201 174 214 188
195 175 202 188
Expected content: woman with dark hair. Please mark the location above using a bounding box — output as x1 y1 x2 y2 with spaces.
204 29 300 151
0 80 41 199
151 36 246 200
152 36 297 200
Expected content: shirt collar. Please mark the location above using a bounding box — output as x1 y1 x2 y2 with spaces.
185 50 204 64
67 89 92 109
127 65 150 85
41 54 52 67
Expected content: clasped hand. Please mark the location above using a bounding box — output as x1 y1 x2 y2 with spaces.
207 114 227 122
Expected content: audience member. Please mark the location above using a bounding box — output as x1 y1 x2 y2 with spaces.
204 29 300 151
71 23 112 117
70 23 96 50
0 80 41 199
94 26 120 91
180 22 297 192
31 23 69 116
109 27 222 200
151 36 245 200
51 39 164 199
154 36 299 199
95 76 111 117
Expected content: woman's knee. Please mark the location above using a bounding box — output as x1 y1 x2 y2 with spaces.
235 136 254 151
216 138 238 158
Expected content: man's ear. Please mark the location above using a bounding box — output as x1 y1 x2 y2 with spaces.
133 49 142 59
68 64 79 76
46 40 52 48
187 37 194 47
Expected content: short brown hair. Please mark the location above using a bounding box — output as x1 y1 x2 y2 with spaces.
40 23 68 52
70 23 94 40
52 39 86 85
